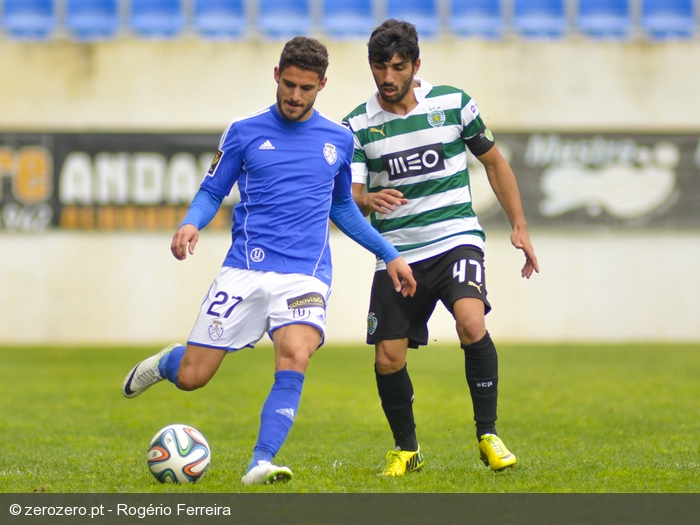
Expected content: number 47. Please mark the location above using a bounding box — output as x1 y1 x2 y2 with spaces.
453 259 481 284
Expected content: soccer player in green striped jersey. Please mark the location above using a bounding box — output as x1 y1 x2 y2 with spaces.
343 19 539 475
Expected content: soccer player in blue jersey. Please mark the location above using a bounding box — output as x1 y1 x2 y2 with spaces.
344 20 539 476
121 37 416 486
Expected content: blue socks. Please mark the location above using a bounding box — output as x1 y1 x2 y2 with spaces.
247 370 305 472
157 344 186 388
156 348 304 473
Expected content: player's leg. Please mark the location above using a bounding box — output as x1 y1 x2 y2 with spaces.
242 324 320 485
453 296 496 438
455 300 515 471
122 267 268 399
369 268 431 476
122 342 226 398
444 247 516 470
375 338 425 476
242 274 328 485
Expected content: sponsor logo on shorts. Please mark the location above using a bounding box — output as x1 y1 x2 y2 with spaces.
287 292 326 310
468 280 484 294
367 312 378 335
292 309 311 320
208 319 224 341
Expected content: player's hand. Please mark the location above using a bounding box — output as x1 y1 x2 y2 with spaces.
171 224 200 260
511 227 539 279
363 189 408 214
386 257 417 297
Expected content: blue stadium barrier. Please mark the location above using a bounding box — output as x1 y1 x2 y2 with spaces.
321 0 376 39
129 0 185 38
641 0 696 40
65 0 120 41
577 0 633 40
192 0 247 39
386 0 441 38
257 0 312 39
512 0 568 39
448 0 505 40
2 0 56 40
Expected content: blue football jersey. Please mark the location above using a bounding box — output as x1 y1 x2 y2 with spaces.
201 105 355 286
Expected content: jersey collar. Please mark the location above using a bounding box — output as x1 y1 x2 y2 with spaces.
366 78 434 118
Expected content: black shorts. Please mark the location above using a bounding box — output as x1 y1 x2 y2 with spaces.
366 245 491 348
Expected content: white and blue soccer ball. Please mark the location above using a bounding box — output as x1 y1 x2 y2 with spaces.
146 424 211 483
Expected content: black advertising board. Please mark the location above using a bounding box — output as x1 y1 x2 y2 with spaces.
1 132 699 232
0 132 227 232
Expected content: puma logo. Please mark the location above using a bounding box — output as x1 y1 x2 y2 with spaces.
369 124 386 137
468 281 483 293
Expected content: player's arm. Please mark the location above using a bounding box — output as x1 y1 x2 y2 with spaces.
330 195 416 297
172 124 243 261
171 188 225 260
477 145 539 279
352 183 408 216
332 141 416 296
346 123 407 216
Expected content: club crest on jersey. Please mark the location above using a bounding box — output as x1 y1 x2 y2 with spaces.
323 143 337 165
367 312 378 335
427 107 446 128
208 319 224 341
207 150 223 176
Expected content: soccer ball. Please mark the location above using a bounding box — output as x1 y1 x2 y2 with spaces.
146 424 211 483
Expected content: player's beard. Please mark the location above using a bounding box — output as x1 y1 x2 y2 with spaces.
378 75 415 104
276 90 315 122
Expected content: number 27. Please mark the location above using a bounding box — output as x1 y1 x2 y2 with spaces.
206 292 242 318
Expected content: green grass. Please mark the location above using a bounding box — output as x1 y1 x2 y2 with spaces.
0 342 698 493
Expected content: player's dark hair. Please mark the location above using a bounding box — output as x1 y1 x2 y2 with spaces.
367 19 420 65
278 36 329 80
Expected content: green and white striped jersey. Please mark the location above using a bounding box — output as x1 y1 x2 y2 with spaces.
343 79 492 270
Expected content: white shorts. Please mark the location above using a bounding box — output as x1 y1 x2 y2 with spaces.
188 267 330 351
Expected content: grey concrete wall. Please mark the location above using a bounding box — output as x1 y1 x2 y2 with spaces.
1 38 699 344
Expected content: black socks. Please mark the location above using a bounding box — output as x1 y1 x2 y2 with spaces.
462 332 499 440
375 364 418 451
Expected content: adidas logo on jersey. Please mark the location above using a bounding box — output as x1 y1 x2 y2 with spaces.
275 408 296 422
259 140 275 150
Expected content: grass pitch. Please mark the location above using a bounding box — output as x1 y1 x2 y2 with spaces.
0 342 698 493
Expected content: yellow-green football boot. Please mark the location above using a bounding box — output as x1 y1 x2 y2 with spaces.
380 446 425 476
479 434 516 471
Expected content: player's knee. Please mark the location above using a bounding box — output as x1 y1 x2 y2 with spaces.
456 318 486 346
375 345 406 374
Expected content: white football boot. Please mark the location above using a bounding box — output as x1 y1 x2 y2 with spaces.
241 461 293 485
122 343 180 398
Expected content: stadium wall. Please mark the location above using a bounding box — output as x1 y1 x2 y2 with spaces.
1 38 699 344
